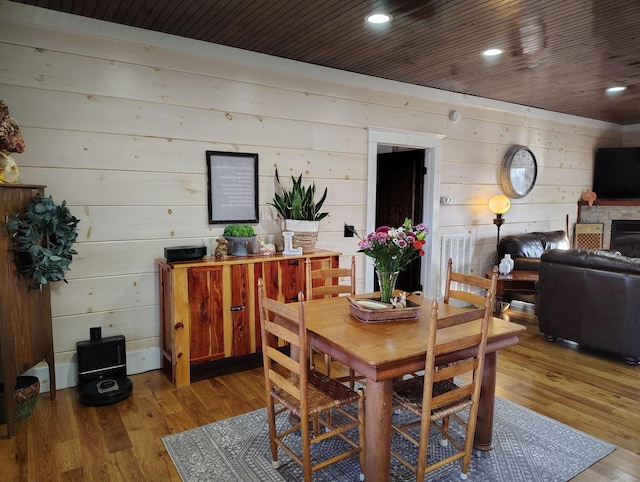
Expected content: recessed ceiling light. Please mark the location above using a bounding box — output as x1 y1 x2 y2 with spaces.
483 48 503 57
366 13 392 24
605 86 627 93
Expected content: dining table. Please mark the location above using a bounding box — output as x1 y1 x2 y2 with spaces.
299 293 526 482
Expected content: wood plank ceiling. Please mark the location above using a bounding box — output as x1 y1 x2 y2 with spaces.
10 0 640 125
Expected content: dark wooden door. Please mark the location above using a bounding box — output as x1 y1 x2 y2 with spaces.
375 149 425 292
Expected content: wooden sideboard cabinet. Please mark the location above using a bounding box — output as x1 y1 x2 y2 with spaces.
156 250 339 388
0 185 56 438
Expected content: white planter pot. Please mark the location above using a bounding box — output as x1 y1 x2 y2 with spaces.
283 219 319 232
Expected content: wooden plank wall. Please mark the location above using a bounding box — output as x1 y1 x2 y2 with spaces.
622 126 640 146
0 2 626 388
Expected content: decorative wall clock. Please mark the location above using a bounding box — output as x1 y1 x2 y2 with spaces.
500 145 538 198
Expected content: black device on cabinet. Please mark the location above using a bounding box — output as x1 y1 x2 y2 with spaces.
76 327 133 405
164 245 207 262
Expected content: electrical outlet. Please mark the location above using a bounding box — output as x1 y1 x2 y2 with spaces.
344 224 355 237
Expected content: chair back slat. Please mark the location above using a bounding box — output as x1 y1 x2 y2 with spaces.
437 332 483 354
268 368 301 400
266 346 299 373
310 267 353 280
264 319 300 347
432 383 475 408
308 284 354 297
263 297 300 326
306 256 356 299
444 258 497 310
433 358 478 382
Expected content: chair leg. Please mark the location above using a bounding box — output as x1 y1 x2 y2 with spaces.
440 415 450 447
349 368 356 389
460 407 479 479
415 416 432 482
357 388 366 481
266 398 280 468
301 413 313 482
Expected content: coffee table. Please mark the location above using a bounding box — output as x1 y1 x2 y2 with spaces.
485 269 539 317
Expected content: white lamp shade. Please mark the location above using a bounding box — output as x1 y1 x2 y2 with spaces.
489 195 511 215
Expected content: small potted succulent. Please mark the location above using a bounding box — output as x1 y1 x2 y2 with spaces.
223 224 256 256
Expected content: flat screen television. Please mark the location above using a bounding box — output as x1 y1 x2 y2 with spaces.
593 147 640 199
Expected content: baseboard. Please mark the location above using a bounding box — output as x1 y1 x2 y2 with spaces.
22 347 161 393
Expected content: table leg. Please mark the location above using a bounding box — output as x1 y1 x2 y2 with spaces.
364 378 393 482
473 351 497 450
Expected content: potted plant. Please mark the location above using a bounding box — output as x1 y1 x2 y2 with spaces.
223 224 256 256
268 168 328 252
7 195 80 289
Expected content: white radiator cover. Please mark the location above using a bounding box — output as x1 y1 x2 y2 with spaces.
440 234 471 297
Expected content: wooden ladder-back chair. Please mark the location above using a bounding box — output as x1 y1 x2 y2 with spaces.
444 257 498 310
257 278 365 482
305 256 362 387
390 291 493 480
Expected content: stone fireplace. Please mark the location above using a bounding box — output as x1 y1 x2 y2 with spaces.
578 200 640 256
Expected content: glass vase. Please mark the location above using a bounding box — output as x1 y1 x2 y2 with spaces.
376 268 400 304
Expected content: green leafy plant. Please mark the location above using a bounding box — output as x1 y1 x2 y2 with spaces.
268 168 328 221
223 224 255 237
7 195 80 289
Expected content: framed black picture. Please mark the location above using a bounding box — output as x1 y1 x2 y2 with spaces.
206 151 259 224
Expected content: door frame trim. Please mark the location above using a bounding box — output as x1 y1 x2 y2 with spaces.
366 128 444 299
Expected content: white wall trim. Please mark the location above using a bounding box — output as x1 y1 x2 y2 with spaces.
0 0 626 131
23 346 161 392
366 128 444 299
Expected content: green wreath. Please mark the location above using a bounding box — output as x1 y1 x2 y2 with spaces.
7 195 80 289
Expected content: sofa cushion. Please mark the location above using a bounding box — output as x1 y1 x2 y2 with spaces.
500 232 545 258
498 230 569 270
540 249 640 275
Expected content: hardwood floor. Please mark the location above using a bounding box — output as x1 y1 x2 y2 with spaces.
2 302 639 481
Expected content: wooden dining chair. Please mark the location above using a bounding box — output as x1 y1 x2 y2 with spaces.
305 256 362 386
390 291 493 480
444 257 498 311
257 278 365 482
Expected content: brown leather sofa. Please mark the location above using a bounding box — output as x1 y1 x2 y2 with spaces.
498 230 569 270
537 249 640 364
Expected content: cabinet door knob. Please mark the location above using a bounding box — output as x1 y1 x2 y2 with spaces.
230 305 245 311
287 260 299 266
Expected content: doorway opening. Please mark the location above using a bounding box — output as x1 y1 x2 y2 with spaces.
366 128 444 299
375 147 425 293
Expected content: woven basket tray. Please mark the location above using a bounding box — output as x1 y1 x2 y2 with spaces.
347 296 422 323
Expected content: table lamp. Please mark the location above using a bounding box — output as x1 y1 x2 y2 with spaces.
489 195 511 264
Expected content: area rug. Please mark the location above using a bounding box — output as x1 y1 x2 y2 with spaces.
162 397 615 481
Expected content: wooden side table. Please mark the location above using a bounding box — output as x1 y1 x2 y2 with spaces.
485 269 539 317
